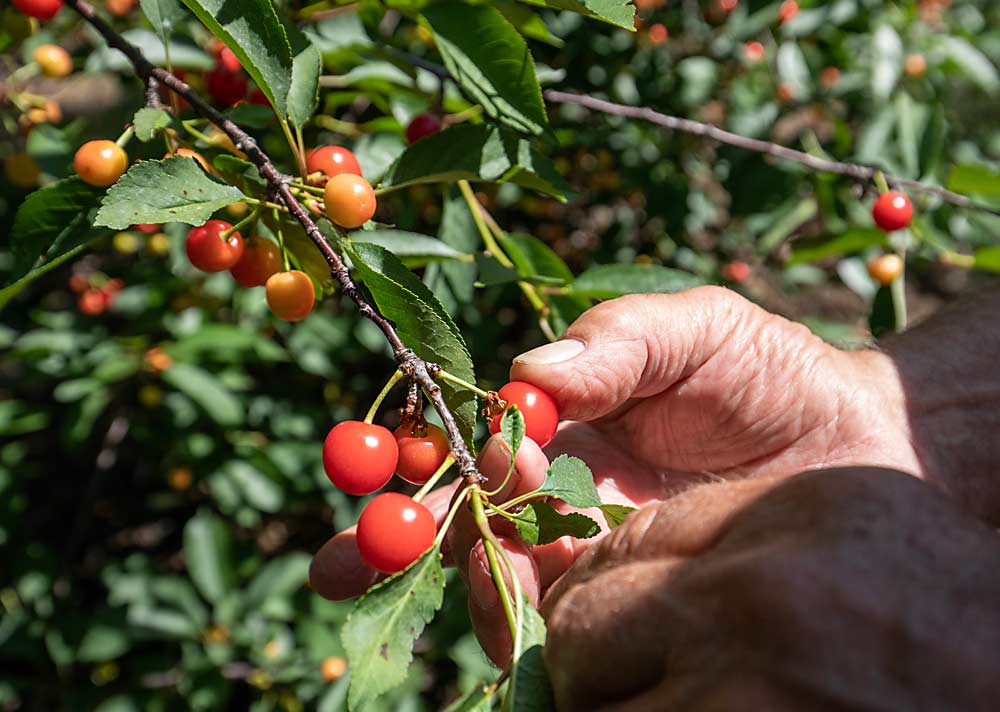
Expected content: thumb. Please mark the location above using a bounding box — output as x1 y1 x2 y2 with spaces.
509 287 743 422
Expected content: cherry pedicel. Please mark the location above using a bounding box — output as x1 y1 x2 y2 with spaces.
488 381 559 447
323 421 398 495
356 493 435 573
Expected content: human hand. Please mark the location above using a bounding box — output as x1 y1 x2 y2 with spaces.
540 468 1000 711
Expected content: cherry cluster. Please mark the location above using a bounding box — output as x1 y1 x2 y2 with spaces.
323 381 558 574
70 272 124 315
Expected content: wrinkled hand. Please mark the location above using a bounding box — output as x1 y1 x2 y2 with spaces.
542 468 1000 711
311 288 922 663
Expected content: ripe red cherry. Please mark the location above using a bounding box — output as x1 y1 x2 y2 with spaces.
78 288 109 315
394 422 451 485
356 493 435 573
265 270 315 321
13 0 62 20
306 146 362 182
323 421 398 495
213 42 242 73
230 236 282 287
205 66 247 106
488 381 559 447
185 220 244 272
721 260 751 283
405 113 442 144
871 191 913 232
744 40 765 63
778 0 799 23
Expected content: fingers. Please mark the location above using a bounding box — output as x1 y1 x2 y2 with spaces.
309 482 459 601
510 287 747 422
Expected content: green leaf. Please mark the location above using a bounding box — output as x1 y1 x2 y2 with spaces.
871 25 902 100
139 0 187 42
536 455 600 508
973 246 1000 272
345 241 477 446
5 177 103 285
776 41 810 97
353 132 407 184
506 602 553 712
443 686 495 712
182 510 236 603
947 164 1000 201
598 504 636 530
380 124 571 201
94 157 246 230
350 230 470 267
77 623 131 662
179 0 293 116
475 253 522 286
133 107 173 142
513 501 600 546
423 2 547 135
284 19 322 129
127 605 200 639
342 548 445 711
161 363 244 427
498 233 571 283
427 188 478 314
511 0 634 30
244 553 310 609
935 36 1000 94
500 405 525 461
228 103 277 129
787 228 887 265
868 285 896 339
571 264 704 299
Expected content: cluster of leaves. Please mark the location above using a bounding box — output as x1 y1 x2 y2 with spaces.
1 0 1000 709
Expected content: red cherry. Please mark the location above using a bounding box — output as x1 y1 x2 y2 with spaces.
213 43 242 73
248 89 270 107
322 421 398 495
778 0 799 23
205 66 247 106
13 0 62 20
744 41 765 63
78 288 109 315
305 146 362 181
394 422 451 485
230 236 282 287
69 274 89 294
871 192 914 232
133 223 159 234
405 113 442 144
356 493 435 573
488 381 559 447
721 261 751 283
185 220 244 272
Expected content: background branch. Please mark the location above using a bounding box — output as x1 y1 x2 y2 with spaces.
63 0 480 483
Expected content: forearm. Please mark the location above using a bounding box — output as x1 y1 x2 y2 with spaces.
881 286 1000 523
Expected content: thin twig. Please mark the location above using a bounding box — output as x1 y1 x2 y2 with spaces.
543 90 1000 216
64 0 479 483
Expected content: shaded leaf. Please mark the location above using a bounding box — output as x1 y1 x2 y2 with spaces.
599 504 636 530
140 0 187 42
512 0 633 30
182 510 236 603
788 228 887 265
571 264 703 299
507 602 553 712
162 363 244 427
513 502 600 546
868 285 896 338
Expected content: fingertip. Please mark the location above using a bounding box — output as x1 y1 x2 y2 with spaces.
309 529 381 600
478 434 548 502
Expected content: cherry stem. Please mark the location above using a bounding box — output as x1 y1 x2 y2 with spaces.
221 206 261 240
471 489 521 658
436 369 491 399
413 453 456 503
273 208 291 272
364 369 406 424
115 125 135 148
494 490 542 512
890 247 908 332
874 171 890 195
289 181 326 196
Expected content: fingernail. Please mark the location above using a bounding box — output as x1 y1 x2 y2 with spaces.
514 339 585 365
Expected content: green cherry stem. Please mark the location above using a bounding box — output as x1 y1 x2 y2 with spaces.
890 247 908 332
364 369 406 424
289 181 326 196
494 490 542 512
436 369 491 399
273 208 291 272
472 490 520 648
412 453 456 503
115 125 135 148
874 171 890 195
220 205 261 240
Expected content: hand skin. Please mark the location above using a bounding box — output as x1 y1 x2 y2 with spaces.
310 286 1000 697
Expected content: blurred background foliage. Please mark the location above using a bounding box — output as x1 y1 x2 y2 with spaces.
2 0 999 709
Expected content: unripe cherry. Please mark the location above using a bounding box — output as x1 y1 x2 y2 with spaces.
265 270 315 321
324 173 376 229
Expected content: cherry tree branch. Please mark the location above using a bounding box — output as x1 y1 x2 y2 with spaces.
544 90 1000 216
63 0 480 483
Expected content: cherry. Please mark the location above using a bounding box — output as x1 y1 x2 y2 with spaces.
872 191 913 232
867 254 904 286
322 421 398 495
78 288 109 315
205 65 247 106
394 422 451 485
356 493 435 573
306 146 362 182
12 0 61 20
743 40 765 63
213 42 242 73
488 381 559 447
320 656 347 682
185 220 244 272
820 66 840 89
33 44 72 77
324 173 376 229
776 82 795 103
104 0 135 17
134 223 159 234
405 113 442 144
647 23 668 46
69 273 89 294
721 260 751 283
265 270 315 321
4 152 41 189
73 140 128 187
230 236 283 287
905 53 927 78
778 0 798 23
